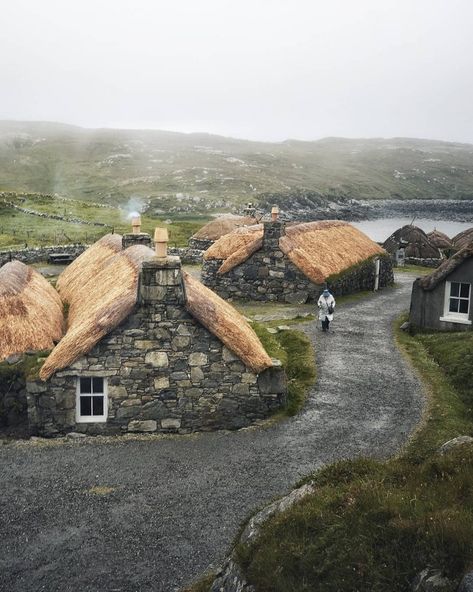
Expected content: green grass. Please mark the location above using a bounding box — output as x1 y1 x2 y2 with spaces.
252 322 316 416
235 320 473 592
0 195 208 248
395 264 434 275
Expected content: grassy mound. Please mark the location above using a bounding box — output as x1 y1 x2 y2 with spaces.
236 324 473 591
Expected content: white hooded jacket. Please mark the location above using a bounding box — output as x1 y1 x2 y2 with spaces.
317 292 336 321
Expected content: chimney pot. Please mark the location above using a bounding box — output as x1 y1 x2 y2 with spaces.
271 205 279 221
154 227 169 259
132 216 141 234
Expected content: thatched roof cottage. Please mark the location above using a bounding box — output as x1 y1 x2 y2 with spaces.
427 229 453 253
383 225 442 267
0 261 64 361
20 232 286 437
188 214 259 250
201 218 393 303
410 246 473 331
452 227 473 251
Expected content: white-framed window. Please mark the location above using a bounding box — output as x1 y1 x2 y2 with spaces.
440 281 472 325
76 377 108 423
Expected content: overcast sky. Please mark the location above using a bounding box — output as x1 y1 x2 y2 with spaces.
2 0 473 143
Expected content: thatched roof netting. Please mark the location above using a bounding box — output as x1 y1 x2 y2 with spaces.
56 233 123 303
183 271 272 373
40 245 155 380
419 246 473 291
280 221 385 283
0 261 64 361
192 216 259 241
383 225 441 259
427 229 452 250
452 227 473 250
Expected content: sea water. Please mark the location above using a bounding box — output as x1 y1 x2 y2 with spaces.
352 218 473 243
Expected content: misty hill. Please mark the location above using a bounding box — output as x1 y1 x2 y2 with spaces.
1 121 473 214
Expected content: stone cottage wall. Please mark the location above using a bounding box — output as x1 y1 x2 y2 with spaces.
27 258 286 437
202 222 393 303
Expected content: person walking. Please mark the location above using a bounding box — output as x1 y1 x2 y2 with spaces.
318 288 336 332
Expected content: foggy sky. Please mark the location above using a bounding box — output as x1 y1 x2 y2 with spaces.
2 0 473 143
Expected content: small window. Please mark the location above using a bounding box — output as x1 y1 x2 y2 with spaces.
441 281 472 325
76 377 108 423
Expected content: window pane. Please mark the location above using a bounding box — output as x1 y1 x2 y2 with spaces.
459 299 469 314
92 377 104 394
80 396 92 416
451 282 460 297
92 396 104 416
449 298 459 313
80 377 91 394
460 283 470 299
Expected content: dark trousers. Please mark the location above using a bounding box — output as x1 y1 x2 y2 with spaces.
322 317 330 332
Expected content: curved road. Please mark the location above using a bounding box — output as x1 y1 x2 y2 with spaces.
0 273 424 592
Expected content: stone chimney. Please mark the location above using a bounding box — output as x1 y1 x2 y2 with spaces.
263 206 285 249
122 216 152 249
139 227 186 307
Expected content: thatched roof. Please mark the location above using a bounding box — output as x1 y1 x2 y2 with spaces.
205 220 385 282
56 233 123 303
419 246 473 291
427 229 452 250
183 272 272 373
40 239 273 378
383 225 441 259
452 227 473 250
192 216 259 241
0 261 64 361
40 245 155 380
280 221 385 283
204 224 264 266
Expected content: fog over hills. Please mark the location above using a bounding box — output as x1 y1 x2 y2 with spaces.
1 121 473 214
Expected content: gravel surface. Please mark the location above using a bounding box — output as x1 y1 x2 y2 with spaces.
0 273 424 592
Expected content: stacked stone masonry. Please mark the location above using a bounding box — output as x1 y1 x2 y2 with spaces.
26 257 286 436
202 222 394 303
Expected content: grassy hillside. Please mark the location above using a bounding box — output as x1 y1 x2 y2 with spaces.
1 121 473 214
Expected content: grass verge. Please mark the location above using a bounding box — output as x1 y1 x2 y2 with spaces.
234 318 473 592
252 323 316 417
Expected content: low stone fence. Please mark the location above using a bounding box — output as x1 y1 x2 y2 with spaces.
404 257 442 268
0 245 204 268
0 244 88 268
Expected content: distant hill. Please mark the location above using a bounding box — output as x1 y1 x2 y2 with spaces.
1 121 473 213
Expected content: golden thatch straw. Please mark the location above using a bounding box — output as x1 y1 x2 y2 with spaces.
192 215 259 241
204 224 264 262
280 221 386 284
183 271 272 373
56 233 123 304
40 245 155 380
427 229 452 250
0 261 64 361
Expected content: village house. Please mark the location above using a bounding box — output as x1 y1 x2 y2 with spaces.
201 212 393 303
410 245 473 331
383 224 443 267
427 229 453 258
452 227 473 251
0 229 287 437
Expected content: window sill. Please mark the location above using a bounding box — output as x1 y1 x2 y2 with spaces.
439 316 472 326
76 416 107 423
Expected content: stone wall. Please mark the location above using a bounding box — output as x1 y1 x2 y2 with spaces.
0 244 87 268
202 222 394 303
188 237 213 251
26 257 286 437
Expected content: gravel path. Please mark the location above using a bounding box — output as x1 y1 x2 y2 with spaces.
0 273 424 592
